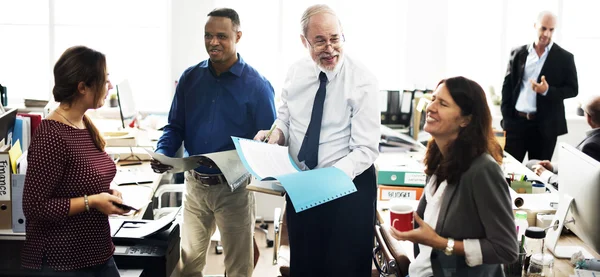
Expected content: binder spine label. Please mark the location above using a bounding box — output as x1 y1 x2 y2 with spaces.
404 173 426 185
0 159 9 200
381 189 416 200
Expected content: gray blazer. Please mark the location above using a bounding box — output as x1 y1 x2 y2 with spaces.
414 154 518 277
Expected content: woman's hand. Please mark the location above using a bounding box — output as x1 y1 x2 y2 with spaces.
108 189 122 199
389 212 446 249
89 192 128 215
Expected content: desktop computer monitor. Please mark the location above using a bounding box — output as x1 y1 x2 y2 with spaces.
545 142 600 258
115 79 137 129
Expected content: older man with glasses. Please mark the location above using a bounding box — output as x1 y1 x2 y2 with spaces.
254 4 380 277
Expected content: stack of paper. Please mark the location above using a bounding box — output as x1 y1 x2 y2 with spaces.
103 130 137 147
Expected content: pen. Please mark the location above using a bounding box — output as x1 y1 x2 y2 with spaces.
118 181 153 186
262 124 277 143
120 162 143 167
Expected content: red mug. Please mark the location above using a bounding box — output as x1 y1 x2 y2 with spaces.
390 204 414 232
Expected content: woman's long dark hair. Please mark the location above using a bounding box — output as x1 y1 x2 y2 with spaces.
53 46 107 151
424 76 503 185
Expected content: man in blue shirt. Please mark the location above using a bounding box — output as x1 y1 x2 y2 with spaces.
152 8 276 277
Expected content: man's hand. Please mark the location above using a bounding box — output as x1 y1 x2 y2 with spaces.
530 75 549 94
151 159 172 174
538 160 554 171
254 128 285 145
531 164 548 176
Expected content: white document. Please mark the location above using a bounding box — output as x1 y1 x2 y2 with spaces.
237 139 299 179
145 149 251 191
117 185 152 211
114 207 180 238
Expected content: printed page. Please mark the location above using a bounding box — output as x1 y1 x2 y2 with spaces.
144 149 202 173
203 150 251 191
232 137 300 180
113 207 181 238
118 185 152 212
145 149 250 191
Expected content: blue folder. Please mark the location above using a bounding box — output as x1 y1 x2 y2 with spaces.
231 136 356 212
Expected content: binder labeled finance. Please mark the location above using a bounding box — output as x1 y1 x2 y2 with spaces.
231 137 356 212
0 150 11 229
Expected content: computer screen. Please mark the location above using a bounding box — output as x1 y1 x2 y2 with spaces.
546 143 600 257
0 108 17 146
115 79 137 129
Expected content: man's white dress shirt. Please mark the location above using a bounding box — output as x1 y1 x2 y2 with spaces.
274 54 380 179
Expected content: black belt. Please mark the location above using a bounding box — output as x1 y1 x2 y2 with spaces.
517 111 536 120
191 171 227 186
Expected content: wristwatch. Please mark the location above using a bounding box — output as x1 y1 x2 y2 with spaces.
444 238 455 256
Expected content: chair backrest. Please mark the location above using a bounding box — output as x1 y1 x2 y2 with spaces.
373 225 411 277
153 184 185 219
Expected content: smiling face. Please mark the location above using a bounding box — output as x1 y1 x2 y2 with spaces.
204 16 240 67
424 83 471 142
302 12 344 72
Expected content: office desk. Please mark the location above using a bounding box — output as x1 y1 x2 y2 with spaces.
377 204 599 277
0 161 163 276
112 161 163 220
375 151 598 277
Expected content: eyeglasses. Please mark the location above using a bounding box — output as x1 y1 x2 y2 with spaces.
304 34 345 51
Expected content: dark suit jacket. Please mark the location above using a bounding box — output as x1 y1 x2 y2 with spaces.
546 128 600 185
576 128 600 161
501 43 578 138
413 154 518 277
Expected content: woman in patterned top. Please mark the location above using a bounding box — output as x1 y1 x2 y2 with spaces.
22 46 128 276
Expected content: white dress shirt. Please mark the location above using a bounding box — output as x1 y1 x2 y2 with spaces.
515 42 553 113
274 54 380 179
409 176 484 277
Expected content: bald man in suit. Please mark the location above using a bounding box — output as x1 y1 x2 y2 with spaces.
501 11 578 162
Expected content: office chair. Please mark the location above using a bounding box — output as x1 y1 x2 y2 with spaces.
373 224 411 277
272 204 408 277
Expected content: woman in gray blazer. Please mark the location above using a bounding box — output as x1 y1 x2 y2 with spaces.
390 76 518 277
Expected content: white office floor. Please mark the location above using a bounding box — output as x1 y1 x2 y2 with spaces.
169 223 283 277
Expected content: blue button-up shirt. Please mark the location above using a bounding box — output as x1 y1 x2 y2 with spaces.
156 54 276 173
515 42 553 113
